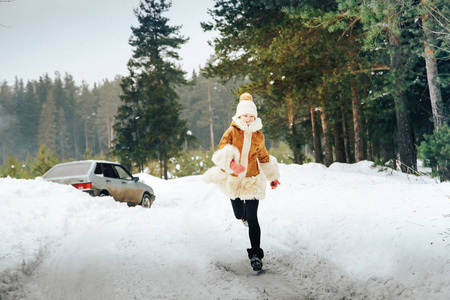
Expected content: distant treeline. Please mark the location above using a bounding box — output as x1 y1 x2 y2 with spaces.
0 73 122 163
0 71 245 166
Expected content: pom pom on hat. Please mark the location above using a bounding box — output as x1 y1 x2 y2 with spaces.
239 93 253 101
236 93 257 118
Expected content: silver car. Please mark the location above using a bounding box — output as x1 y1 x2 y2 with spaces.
42 160 156 208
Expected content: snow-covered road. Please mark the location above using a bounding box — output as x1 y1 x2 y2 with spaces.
1 162 450 299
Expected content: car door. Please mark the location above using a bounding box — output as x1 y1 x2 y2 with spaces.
112 164 143 205
101 163 124 202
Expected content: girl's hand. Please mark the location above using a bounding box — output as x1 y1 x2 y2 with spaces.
230 159 245 175
270 179 280 189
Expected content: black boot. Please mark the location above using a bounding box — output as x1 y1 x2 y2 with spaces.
247 248 264 271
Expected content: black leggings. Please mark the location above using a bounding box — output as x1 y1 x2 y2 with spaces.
230 198 260 250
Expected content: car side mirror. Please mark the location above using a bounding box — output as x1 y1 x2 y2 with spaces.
133 177 140 182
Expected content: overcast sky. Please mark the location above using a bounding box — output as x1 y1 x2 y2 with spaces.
0 0 217 85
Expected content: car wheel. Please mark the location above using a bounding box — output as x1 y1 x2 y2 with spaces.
99 191 109 197
140 193 152 208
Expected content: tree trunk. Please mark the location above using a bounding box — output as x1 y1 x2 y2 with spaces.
107 117 112 149
389 33 417 173
342 114 352 163
310 104 322 163
351 78 364 162
163 155 168 180
365 115 372 161
320 107 333 166
207 79 215 149
423 12 445 131
334 119 346 163
291 120 303 164
159 151 163 179
381 139 396 165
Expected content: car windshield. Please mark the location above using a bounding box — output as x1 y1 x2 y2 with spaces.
43 162 92 179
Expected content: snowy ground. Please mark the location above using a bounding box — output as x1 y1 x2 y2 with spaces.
1 161 449 300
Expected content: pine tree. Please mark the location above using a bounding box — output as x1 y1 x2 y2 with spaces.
389 10 417 173
53 74 71 159
77 82 99 157
37 88 58 152
62 73 78 158
13 79 25 156
97 77 122 153
22 81 41 156
0 81 14 163
32 144 60 176
113 0 188 178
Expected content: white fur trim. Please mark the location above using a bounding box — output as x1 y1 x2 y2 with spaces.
203 166 267 200
232 116 263 132
202 166 226 184
238 130 253 179
211 144 240 174
259 155 280 181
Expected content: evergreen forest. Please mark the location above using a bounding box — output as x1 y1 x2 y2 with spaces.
0 71 243 178
1 0 449 180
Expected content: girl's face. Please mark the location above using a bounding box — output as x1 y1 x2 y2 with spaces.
239 114 255 124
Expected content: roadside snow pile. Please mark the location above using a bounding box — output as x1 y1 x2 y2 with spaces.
1 161 449 299
0 178 127 289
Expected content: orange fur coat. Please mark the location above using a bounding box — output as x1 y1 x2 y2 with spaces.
203 116 280 200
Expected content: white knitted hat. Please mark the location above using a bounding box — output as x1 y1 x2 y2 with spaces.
235 93 257 118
